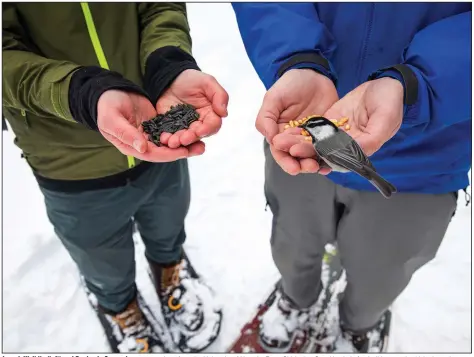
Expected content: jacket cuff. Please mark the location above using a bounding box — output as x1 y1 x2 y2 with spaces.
143 46 200 105
368 64 422 127
368 64 418 106
68 66 150 131
277 52 337 86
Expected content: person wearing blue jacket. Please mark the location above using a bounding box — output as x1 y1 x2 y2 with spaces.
233 2 471 352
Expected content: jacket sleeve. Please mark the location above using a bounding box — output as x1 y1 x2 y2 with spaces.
137 3 200 104
232 3 338 89
138 3 193 71
371 11 471 131
2 3 81 121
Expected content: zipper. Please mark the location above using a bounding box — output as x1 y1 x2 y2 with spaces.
20 109 30 128
80 2 136 169
356 3 375 83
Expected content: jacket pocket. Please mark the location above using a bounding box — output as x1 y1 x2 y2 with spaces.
3 107 30 134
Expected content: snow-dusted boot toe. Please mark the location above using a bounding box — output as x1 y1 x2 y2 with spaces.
100 297 164 353
341 309 392 353
148 253 222 352
258 290 308 352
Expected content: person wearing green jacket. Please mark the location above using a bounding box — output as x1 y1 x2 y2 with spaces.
2 2 228 353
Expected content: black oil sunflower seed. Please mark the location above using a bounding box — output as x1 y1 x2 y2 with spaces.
141 103 200 146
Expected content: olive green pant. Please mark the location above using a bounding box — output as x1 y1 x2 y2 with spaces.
264 143 457 332
40 160 190 313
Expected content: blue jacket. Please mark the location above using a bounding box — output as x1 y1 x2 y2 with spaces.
232 3 471 194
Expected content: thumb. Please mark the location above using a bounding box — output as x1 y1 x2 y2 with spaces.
101 114 147 154
354 113 391 156
204 76 229 117
256 93 280 142
353 133 381 157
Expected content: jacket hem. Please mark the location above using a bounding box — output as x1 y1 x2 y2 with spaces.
34 161 153 193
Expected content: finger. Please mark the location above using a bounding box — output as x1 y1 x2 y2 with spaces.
272 132 307 152
279 126 305 136
101 131 139 156
180 129 200 147
355 112 394 156
195 111 222 138
159 132 172 146
168 130 186 149
186 141 206 156
103 131 191 162
299 158 320 173
256 93 280 141
318 166 332 175
100 114 147 153
270 144 301 175
143 142 191 162
204 76 229 117
289 142 317 158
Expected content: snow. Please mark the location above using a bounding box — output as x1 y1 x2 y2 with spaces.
1 3 471 353
260 290 307 344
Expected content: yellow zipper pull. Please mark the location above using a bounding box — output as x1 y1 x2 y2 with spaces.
20 109 30 127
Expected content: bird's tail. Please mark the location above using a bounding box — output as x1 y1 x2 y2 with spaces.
366 167 397 198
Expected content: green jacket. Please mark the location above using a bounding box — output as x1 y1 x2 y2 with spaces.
2 2 192 180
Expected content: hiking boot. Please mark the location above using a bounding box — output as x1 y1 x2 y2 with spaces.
148 252 222 352
341 309 392 352
258 289 309 352
100 297 162 353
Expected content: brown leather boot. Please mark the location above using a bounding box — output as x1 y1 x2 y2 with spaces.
147 253 222 352
99 297 162 353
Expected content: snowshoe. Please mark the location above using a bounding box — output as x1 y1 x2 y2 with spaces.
148 251 222 352
258 287 310 352
228 284 308 353
342 308 392 353
80 277 167 353
228 245 346 353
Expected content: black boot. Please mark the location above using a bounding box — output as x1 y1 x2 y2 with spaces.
147 252 222 352
342 329 370 352
341 309 392 353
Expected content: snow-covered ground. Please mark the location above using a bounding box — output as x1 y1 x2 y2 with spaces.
1 3 471 353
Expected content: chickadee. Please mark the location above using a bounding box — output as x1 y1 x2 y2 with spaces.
301 116 396 198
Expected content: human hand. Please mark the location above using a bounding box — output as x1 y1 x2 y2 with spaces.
156 69 229 149
97 90 205 162
258 69 338 175
275 77 404 174
323 77 404 155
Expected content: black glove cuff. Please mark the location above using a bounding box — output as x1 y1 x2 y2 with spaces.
368 64 418 106
143 46 200 105
69 66 149 131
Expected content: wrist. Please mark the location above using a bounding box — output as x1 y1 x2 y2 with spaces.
143 46 200 105
368 64 418 106
277 51 337 86
69 66 149 131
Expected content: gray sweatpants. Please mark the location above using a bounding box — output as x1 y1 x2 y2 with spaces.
263 143 458 332
40 160 190 313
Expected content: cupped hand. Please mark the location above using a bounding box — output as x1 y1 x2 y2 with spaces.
322 77 404 156
258 69 338 175
97 90 205 162
156 69 229 149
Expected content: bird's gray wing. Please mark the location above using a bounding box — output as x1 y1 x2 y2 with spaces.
316 131 397 198
315 131 375 173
